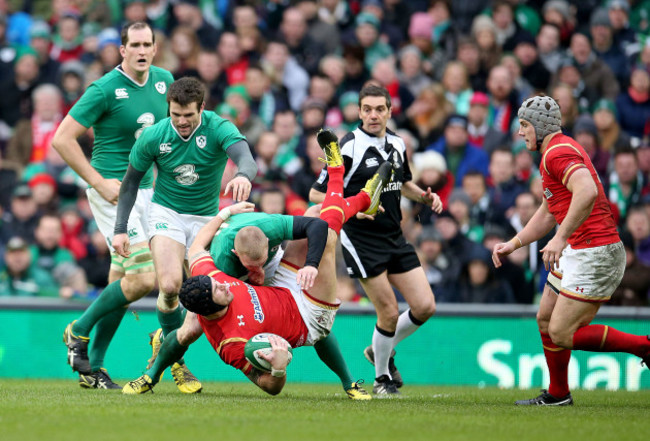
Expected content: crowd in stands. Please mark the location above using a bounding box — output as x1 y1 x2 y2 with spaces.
1 0 650 305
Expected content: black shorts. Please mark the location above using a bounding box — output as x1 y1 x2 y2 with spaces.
339 229 421 279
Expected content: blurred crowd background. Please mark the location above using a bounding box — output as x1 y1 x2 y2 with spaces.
1 0 650 306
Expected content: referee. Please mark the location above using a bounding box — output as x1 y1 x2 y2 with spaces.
310 85 442 396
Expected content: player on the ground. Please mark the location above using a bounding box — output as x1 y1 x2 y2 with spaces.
493 96 650 406
122 130 390 398
310 85 443 397
175 138 392 396
112 76 257 393
54 21 173 390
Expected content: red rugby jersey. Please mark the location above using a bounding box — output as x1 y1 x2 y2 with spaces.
539 134 619 249
190 256 309 374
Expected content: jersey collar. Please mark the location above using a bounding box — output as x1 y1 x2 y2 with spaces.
171 113 204 142
115 65 150 87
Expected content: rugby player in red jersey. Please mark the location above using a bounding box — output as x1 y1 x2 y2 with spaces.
493 96 650 405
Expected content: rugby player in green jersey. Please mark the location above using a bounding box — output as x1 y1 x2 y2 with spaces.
53 21 179 390
112 76 257 392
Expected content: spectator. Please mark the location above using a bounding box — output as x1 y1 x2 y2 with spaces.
319 54 346 94
471 15 501 73
407 12 445 80
541 0 575 47
426 114 489 185
58 60 85 113
307 74 338 127
397 45 432 99
49 12 83 63
252 131 285 185
261 39 309 113
406 83 452 147
30 214 76 277
572 114 610 184
92 28 122 75
59 202 88 260
0 236 58 297
28 173 58 213
487 147 527 220
352 12 393 73
434 211 475 299
491 0 534 52
417 226 456 303
2 184 40 243
295 0 341 55
78 222 110 290
512 140 538 186
537 23 563 73
441 61 472 117
290 130 324 202
625 205 650 266
245 63 289 129
448 188 481 243
466 91 509 154
278 7 324 76
224 85 265 148
53 260 90 299
411 150 453 223
170 0 220 49
0 48 40 133
592 98 631 151
198 50 227 111
567 31 620 103
590 8 630 88
341 44 370 94
608 0 637 57
370 59 413 119
609 147 644 225
486 65 519 133
513 33 551 93
551 83 580 136
217 31 248 85
457 245 515 303
169 25 200 78
30 20 60 85
5 84 63 170
610 230 650 306
337 91 360 133
616 68 650 141
272 110 302 176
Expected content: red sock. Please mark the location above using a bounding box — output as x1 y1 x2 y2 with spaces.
573 325 650 358
541 332 571 398
320 166 370 233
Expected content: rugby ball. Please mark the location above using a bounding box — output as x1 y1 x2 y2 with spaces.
244 333 293 372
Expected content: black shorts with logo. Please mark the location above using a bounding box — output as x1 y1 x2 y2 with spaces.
339 228 421 279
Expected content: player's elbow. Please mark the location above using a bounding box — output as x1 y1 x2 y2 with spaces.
309 188 325 204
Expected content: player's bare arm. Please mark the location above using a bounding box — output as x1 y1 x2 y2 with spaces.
492 199 556 268
52 115 121 204
187 202 255 266
243 335 289 395
309 188 326 204
401 181 443 213
541 168 597 271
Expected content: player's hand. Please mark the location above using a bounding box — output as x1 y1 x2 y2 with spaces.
296 265 318 291
247 267 265 285
355 205 385 220
541 235 566 271
95 178 121 205
492 241 516 268
224 175 252 202
230 201 255 215
259 334 289 371
421 187 443 213
112 233 131 258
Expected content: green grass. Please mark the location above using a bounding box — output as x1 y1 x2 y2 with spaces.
1 380 649 441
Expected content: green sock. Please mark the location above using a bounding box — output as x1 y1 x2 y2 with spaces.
314 332 354 390
73 280 128 336
157 306 184 337
89 307 128 372
145 329 187 384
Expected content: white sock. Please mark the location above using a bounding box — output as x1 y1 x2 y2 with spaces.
372 325 395 379
393 309 422 348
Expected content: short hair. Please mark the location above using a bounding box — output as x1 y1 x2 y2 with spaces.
167 77 205 109
614 146 637 160
359 84 391 109
490 145 515 161
121 21 155 46
234 226 268 261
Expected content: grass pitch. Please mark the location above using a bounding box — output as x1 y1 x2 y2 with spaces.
1 379 649 441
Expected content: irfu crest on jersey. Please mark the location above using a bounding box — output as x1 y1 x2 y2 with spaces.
196 135 207 149
155 81 167 94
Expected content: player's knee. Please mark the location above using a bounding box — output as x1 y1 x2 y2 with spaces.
158 277 182 299
536 313 551 333
378 308 400 327
413 298 436 321
547 325 571 348
157 290 179 311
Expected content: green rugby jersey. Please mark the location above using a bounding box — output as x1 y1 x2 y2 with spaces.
210 212 294 278
129 110 246 215
68 66 174 188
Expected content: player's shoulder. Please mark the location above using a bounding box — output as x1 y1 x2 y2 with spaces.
544 134 585 160
149 65 174 82
386 128 407 152
139 117 171 140
202 110 234 130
